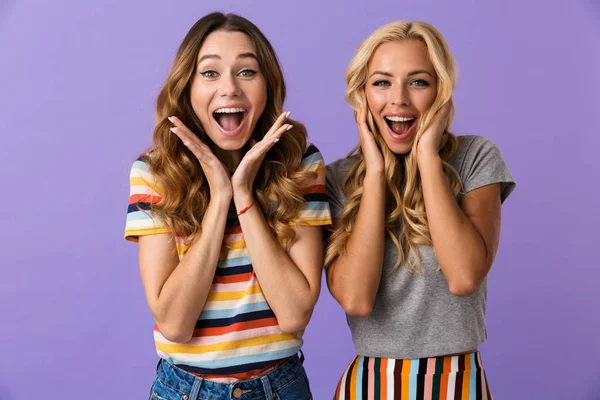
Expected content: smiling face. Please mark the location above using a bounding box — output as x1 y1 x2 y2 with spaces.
365 40 438 155
190 30 267 156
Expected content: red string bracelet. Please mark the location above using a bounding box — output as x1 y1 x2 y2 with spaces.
237 200 255 216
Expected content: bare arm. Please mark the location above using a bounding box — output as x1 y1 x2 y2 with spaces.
326 172 386 317
139 115 234 342
138 195 230 343
229 111 325 333
416 105 502 296
419 152 501 296
326 106 387 317
235 193 325 333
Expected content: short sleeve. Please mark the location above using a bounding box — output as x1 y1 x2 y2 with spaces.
124 155 171 242
293 143 332 226
458 136 516 203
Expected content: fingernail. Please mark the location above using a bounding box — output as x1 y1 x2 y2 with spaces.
286 124 293 131
274 139 280 143
285 111 291 118
167 116 174 123
170 127 177 133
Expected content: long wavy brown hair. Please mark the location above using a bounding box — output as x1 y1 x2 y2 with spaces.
146 12 313 243
325 21 464 273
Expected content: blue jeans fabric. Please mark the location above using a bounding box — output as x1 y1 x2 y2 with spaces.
149 353 312 400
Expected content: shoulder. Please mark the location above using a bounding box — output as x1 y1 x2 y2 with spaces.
455 134 498 154
326 155 359 179
449 135 503 168
451 135 516 200
324 155 360 201
298 143 327 176
129 152 162 194
129 152 153 176
301 142 324 164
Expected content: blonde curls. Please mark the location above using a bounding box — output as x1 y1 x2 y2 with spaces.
145 13 314 244
325 21 463 273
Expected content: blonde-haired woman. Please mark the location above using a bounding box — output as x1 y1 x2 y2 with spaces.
326 21 515 399
124 12 330 400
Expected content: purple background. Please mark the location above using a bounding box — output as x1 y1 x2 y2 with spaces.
1 0 598 399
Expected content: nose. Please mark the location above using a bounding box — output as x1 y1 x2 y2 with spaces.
391 84 410 106
219 72 241 97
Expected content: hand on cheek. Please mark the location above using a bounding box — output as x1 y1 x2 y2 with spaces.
416 102 450 163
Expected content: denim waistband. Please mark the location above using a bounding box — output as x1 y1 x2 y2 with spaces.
154 353 305 400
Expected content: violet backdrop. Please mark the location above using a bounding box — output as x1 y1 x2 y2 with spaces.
1 0 598 399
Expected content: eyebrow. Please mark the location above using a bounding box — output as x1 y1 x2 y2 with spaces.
197 52 259 64
369 71 393 78
369 69 434 78
408 70 433 77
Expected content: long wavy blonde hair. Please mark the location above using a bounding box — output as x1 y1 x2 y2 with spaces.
145 13 314 243
325 21 464 273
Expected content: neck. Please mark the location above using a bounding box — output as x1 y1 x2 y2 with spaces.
212 146 244 172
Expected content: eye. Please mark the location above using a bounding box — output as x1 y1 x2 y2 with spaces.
410 79 430 87
373 80 390 87
200 70 218 78
239 69 257 77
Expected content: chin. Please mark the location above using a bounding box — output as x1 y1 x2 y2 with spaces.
381 135 414 156
213 137 249 152
389 146 412 156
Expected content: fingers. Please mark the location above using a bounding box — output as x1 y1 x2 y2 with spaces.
433 102 451 127
168 116 198 143
168 116 214 164
249 110 292 156
262 111 291 142
168 111 292 170
439 101 451 115
269 122 292 144
233 115 291 189
248 122 291 160
356 106 380 155
357 106 374 141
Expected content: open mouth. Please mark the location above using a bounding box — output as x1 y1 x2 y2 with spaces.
213 107 247 136
385 115 416 138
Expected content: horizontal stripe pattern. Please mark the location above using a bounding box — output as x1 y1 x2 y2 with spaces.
335 352 491 400
124 143 331 380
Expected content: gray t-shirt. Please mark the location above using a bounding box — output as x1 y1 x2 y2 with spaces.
326 135 516 359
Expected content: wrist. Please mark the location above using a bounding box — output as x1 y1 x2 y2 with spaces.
365 163 385 177
364 171 386 188
417 146 441 163
232 181 253 196
417 151 443 171
233 190 254 211
210 189 232 208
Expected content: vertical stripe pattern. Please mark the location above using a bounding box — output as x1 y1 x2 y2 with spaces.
334 352 492 400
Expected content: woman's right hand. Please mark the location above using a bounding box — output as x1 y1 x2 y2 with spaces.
357 106 384 175
168 116 232 202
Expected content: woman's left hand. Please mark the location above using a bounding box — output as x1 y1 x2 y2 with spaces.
416 102 451 163
231 111 292 200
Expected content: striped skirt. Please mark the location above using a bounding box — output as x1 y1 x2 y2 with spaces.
334 352 492 400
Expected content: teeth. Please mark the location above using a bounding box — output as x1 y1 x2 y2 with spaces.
385 116 414 122
214 107 245 114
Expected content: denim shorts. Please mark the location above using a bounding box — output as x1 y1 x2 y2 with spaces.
149 353 312 400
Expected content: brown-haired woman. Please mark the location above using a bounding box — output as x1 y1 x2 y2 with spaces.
124 12 330 400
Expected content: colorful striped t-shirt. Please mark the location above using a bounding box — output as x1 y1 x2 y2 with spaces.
124 143 331 381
